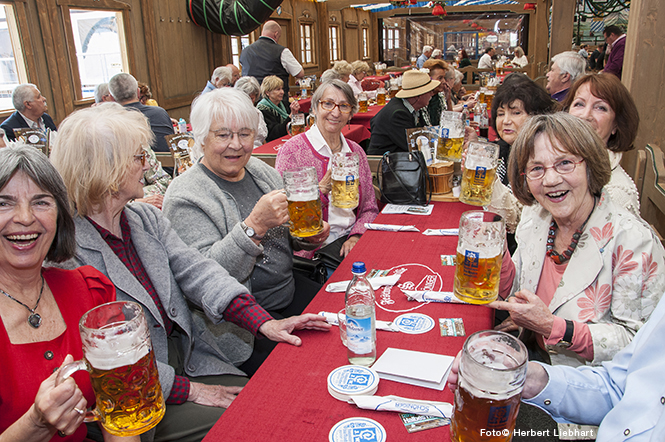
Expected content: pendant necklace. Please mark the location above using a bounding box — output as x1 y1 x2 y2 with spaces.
0 275 45 328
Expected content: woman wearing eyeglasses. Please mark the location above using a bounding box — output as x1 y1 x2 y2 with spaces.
490 113 665 368
51 102 331 440
275 80 378 267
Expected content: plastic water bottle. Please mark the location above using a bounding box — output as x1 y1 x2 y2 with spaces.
345 262 376 366
178 118 188 134
463 104 470 127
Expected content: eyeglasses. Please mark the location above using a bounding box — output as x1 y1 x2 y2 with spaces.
522 158 585 180
319 99 353 114
134 150 147 166
210 128 255 144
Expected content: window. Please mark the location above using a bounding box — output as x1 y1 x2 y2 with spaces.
68 9 129 99
384 28 400 51
362 28 369 58
231 34 254 68
300 23 313 64
0 4 28 110
329 26 339 62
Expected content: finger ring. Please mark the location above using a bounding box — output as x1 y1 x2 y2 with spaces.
74 407 85 415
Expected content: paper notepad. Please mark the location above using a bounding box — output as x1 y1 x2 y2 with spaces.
371 348 455 391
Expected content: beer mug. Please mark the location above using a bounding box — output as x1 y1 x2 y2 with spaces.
410 56 418 68
460 141 499 206
376 87 386 106
454 211 505 304
283 166 323 237
389 84 399 99
57 301 165 436
331 152 360 209
287 113 307 136
358 92 368 113
437 111 465 162
450 330 528 442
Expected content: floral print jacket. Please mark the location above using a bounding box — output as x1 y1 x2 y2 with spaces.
512 190 665 367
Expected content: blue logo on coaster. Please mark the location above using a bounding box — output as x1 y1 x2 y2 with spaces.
347 373 370 386
394 313 435 334
352 428 379 441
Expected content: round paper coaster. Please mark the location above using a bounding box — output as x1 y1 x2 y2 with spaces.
393 312 435 334
327 365 380 402
329 417 387 442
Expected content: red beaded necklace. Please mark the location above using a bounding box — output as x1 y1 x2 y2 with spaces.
546 199 596 265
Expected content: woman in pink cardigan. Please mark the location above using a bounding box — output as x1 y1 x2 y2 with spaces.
275 79 378 267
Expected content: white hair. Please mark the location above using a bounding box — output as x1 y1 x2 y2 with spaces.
12 84 38 111
212 66 233 84
422 45 433 55
552 51 587 83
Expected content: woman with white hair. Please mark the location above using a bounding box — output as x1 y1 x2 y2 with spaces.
235 76 268 147
163 88 329 328
332 60 353 83
348 61 371 96
512 47 528 67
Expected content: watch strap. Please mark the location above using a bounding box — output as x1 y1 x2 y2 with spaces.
241 221 263 240
560 319 574 347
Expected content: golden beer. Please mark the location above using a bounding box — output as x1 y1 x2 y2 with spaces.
89 349 165 436
376 92 386 106
288 123 306 136
460 166 497 206
454 251 502 304
358 98 368 113
332 177 359 209
389 88 399 99
437 136 464 162
287 198 323 237
451 383 521 442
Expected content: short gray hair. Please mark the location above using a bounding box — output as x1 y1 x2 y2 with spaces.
235 76 261 99
422 45 433 54
94 83 110 103
552 51 587 83
108 72 139 102
311 80 358 118
12 84 38 112
320 69 341 83
453 70 464 85
189 87 259 161
212 66 233 84
0 144 76 262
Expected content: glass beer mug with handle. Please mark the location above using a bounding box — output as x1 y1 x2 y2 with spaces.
331 152 360 209
451 330 528 442
57 301 165 437
287 113 307 136
437 111 465 162
283 166 324 238
454 211 505 304
460 141 500 206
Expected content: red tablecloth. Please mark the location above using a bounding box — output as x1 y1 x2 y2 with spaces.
252 124 371 155
297 97 312 114
203 202 493 442
349 104 385 130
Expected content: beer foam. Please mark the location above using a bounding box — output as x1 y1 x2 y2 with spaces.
85 335 150 371
457 245 503 259
287 190 319 202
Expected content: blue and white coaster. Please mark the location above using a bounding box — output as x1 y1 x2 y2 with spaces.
329 417 387 442
327 365 380 402
393 313 435 334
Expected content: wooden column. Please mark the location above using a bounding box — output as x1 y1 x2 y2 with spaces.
530 0 551 79
621 0 665 183
548 0 575 58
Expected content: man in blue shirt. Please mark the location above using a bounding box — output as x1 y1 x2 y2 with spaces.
416 46 433 69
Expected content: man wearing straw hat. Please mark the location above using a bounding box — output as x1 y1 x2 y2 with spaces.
367 70 440 155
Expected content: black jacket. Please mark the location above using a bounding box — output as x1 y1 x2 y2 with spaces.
1 111 57 141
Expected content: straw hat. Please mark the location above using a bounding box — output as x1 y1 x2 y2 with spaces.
396 70 440 99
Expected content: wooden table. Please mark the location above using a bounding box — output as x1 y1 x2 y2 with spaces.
203 201 493 442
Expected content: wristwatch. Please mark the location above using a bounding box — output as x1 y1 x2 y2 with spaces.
558 319 574 348
240 221 263 240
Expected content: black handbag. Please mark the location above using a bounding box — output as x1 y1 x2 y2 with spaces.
377 150 431 205
292 255 328 285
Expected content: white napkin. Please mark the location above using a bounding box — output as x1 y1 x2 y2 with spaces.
422 228 459 236
349 395 453 419
325 274 401 293
318 311 399 332
364 223 419 232
403 290 468 304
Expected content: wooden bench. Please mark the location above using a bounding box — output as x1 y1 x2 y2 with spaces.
640 144 665 243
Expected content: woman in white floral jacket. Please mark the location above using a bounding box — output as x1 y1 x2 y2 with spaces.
493 113 665 367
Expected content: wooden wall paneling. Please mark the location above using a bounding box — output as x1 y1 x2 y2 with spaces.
548 0 574 59
316 1 329 73
341 8 359 62
295 0 319 72
140 0 161 103
531 0 550 79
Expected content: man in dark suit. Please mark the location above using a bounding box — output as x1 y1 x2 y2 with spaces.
1 84 57 141
108 72 174 154
367 70 439 156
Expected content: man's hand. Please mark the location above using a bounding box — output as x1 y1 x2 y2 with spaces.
188 382 243 408
259 314 331 346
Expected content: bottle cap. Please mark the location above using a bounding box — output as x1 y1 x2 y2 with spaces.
352 262 366 274
327 365 380 402
329 417 386 442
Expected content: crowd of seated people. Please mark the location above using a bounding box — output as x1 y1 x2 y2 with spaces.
4 20 665 440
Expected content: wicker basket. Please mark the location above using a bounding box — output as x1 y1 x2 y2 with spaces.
428 161 454 195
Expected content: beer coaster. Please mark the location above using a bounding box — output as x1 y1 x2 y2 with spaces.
400 413 450 433
393 313 435 334
329 417 387 442
440 255 456 266
439 318 466 337
327 365 380 402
